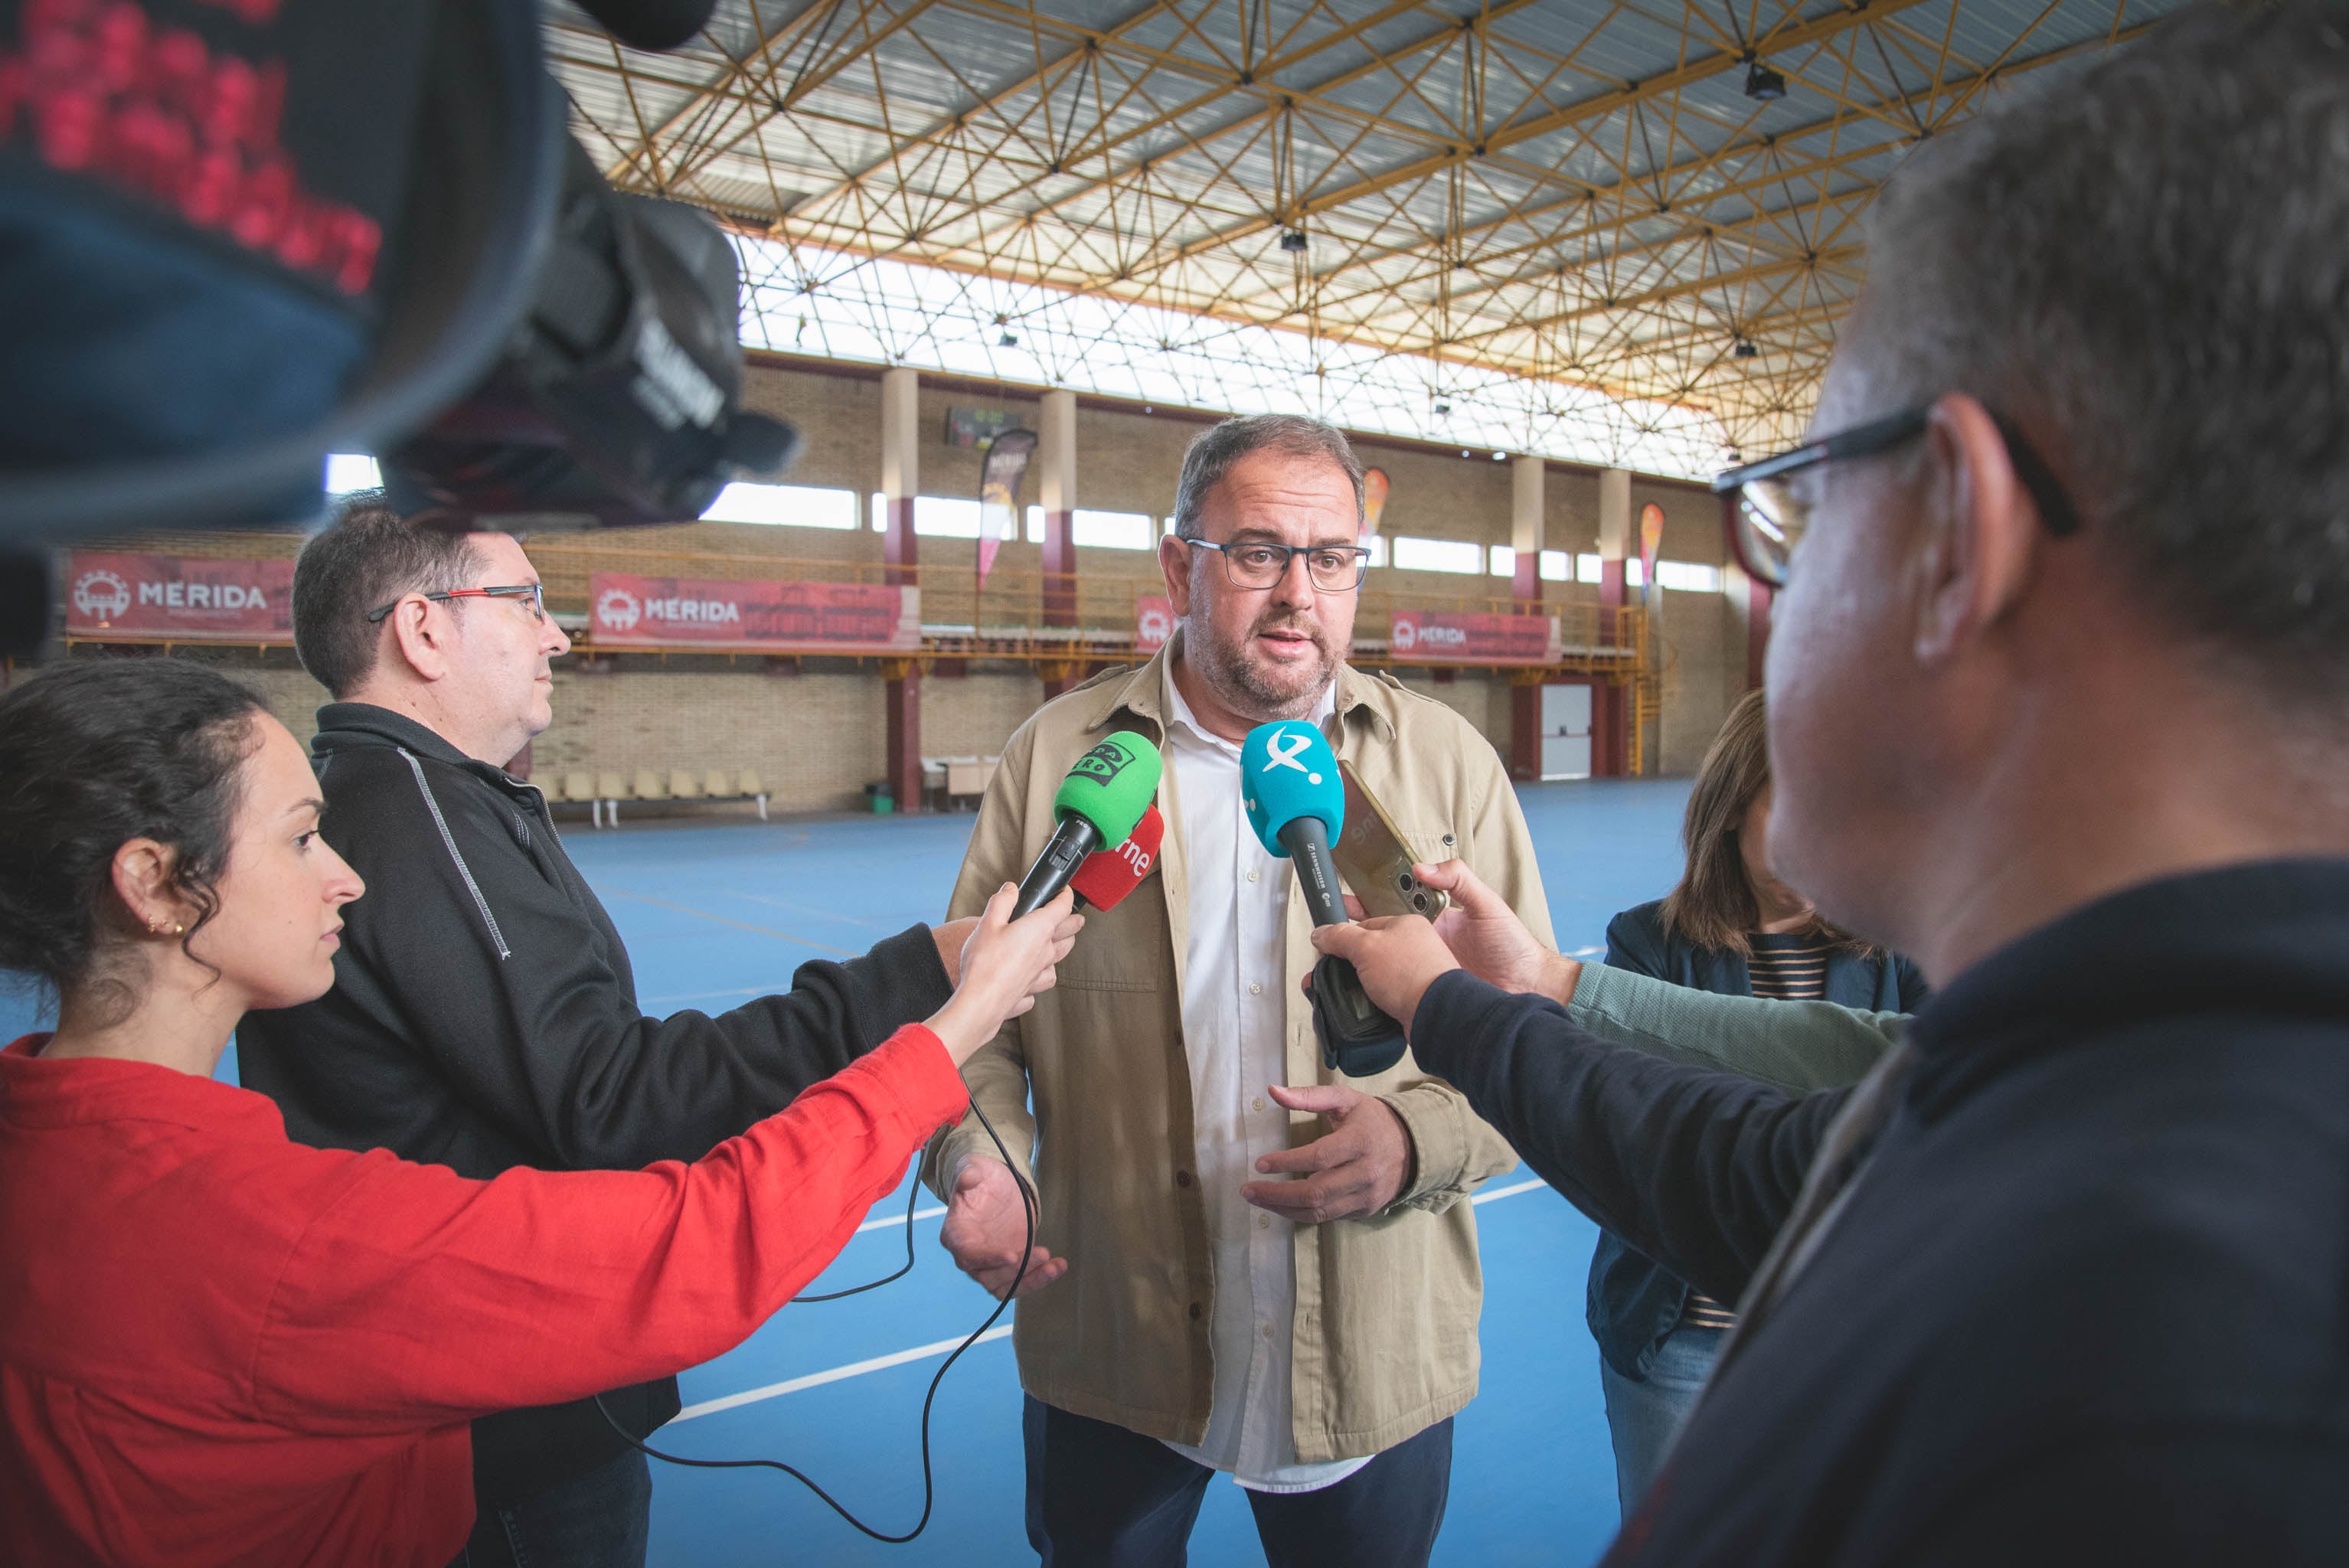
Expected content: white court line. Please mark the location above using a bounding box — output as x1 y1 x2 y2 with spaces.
677 1328 1014 1423
857 1204 946 1234
1470 1177 1550 1206
678 1179 1553 1423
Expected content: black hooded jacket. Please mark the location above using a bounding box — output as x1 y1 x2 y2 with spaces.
1413 859 2349 1565
237 704 954 1507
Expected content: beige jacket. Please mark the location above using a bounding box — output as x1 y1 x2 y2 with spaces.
922 641 1553 1463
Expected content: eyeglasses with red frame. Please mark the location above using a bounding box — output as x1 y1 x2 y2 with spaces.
365 583 547 626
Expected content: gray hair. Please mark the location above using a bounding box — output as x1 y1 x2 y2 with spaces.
292 493 480 697
1171 414 1365 540
1851 1 2349 701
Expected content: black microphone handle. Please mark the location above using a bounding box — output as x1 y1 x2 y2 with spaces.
1012 815 1104 920
1274 815 1348 926
1278 813 1410 1076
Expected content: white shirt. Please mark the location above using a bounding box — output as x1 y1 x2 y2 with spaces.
1158 669 1371 1494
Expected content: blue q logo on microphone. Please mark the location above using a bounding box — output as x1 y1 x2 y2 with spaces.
1241 720 1345 858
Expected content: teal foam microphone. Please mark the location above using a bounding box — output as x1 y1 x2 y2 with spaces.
1011 730 1163 919
1240 720 1408 1077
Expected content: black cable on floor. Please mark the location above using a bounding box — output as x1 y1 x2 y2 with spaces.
595 1096 1034 1544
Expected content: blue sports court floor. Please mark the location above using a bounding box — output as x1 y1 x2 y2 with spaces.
3 776 1694 1566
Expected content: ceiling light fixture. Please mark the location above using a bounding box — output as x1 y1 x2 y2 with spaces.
1734 339 1760 358
1279 229 1309 253
1743 58 1787 101
999 332 1019 348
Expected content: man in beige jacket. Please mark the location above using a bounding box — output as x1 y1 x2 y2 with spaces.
923 414 1553 1566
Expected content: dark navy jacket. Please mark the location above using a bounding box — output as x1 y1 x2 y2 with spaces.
1588 900 1928 1379
1415 861 2349 1566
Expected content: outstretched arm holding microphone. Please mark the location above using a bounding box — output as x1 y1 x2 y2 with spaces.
1311 859 1897 1312
0 661 1084 1568
1332 858 1907 1089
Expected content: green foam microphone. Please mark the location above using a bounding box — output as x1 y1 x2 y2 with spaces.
1010 730 1164 918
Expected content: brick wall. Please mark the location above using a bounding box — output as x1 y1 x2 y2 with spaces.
534 662 885 813
38 357 1749 809
1391 671 1512 760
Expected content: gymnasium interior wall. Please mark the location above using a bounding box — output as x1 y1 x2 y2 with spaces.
38 357 1749 815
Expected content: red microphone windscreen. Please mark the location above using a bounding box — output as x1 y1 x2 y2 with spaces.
1070 805 1164 911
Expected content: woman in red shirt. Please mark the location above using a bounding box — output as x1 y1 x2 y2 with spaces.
0 659 1080 1567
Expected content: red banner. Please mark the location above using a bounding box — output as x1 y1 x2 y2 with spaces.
1135 596 1174 654
587 573 920 654
1389 610 1559 665
64 552 296 642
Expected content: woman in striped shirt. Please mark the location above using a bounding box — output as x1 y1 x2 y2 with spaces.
1589 688 1929 1516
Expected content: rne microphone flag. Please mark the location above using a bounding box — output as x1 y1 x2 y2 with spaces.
1070 805 1164 912
1011 731 1163 919
1240 721 1407 1077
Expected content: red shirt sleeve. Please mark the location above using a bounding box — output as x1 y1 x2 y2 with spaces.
240 1024 966 1432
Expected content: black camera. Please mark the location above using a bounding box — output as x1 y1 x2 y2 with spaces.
0 0 796 652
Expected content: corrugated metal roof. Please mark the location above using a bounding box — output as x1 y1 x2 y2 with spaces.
547 0 2191 449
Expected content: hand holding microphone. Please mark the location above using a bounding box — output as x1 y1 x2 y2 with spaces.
926 884 1083 1067
1240 720 1410 1077
933 803 1161 985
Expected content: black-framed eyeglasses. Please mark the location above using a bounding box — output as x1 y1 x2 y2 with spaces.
1710 404 2082 588
1182 537 1372 593
365 583 547 626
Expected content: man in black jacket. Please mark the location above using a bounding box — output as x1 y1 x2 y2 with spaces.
1317 6 2349 1563
238 501 1005 1566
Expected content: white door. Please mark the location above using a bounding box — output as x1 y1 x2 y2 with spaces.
1540 683 1593 779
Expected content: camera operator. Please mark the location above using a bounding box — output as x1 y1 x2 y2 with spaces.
1317 7 2349 1561
231 498 1070 1565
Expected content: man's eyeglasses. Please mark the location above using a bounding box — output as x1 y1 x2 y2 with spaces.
365 583 547 626
1184 537 1371 593
1710 404 2082 588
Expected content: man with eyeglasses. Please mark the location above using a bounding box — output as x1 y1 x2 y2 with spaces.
235 496 1044 1567
1314 5 2349 1563
925 413 1553 1566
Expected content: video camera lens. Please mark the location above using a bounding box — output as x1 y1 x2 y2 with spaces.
0 0 793 655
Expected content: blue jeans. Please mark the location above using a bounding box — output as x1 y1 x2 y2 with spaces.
1023 1396 1453 1567
1599 1319 1730 1518
450 1448 652 1568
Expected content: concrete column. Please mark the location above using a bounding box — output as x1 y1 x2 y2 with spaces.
1038 388 1080 696
1508 454 1545 780
879 367 922 811
880 367 920 582
1596 467 1632 606
1509 454 1545 604
1593 468 1633 776
1039 389 1078 626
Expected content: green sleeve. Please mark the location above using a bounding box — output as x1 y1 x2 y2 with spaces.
1563 963 1906 1094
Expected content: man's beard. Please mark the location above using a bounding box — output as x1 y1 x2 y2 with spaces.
1186 606 1340 720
